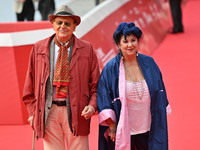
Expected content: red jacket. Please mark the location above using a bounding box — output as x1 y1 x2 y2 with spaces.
23 34 100 138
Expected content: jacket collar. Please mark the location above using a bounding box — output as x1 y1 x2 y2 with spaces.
69 35 85 70
37 34 55 54
71 35 84 57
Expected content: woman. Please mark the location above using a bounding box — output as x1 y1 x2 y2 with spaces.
97 22 171 150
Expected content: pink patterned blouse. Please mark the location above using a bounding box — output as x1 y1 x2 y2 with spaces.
125 80 151 135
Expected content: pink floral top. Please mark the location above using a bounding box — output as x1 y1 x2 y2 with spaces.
125 80 151 135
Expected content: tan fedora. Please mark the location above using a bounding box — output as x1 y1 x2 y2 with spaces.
48 5 81 26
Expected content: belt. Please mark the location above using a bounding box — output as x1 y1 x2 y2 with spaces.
52 101 66 106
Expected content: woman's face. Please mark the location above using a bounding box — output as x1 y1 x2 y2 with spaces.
118 34 139 58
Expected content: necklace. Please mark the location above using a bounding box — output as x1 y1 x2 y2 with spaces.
124 62 145 100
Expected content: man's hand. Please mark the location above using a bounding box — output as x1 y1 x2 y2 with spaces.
81 105 95 120
28 116 34 130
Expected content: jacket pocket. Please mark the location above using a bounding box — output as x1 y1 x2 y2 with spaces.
36 52 48 84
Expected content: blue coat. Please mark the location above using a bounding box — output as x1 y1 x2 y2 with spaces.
97 52 169 150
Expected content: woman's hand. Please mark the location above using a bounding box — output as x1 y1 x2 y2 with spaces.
106 118 117 142
110 128 117 142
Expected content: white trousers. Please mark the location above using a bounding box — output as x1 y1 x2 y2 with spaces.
43 104 89 150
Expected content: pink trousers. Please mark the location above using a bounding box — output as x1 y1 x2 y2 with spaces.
43 104 89 150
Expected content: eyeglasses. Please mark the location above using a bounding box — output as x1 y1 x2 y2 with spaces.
54 20 71 27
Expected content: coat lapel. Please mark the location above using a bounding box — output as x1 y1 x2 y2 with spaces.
137 54 154 96
69 35 82 70
49 37 55 87
115 56 130 150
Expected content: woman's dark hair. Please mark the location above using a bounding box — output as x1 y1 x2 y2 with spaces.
113 22 142 45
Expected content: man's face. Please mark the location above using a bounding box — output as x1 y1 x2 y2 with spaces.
53 16 77 43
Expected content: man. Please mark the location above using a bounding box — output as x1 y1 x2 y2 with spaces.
169 0 184 33
23 5 100 150
38 0 55 20
14 0 35 21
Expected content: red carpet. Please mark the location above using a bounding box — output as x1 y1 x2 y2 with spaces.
0 116 98 150
1 1 200 150
152 0 200 149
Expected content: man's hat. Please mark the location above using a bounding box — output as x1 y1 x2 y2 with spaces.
48 5 81 26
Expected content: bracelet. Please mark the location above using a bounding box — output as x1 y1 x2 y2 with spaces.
110 128 116 133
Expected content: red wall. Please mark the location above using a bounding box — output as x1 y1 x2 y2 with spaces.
0 22 52 124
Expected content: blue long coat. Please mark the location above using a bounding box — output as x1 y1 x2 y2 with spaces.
97 52 169 150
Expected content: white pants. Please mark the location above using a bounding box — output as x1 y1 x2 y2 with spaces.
43 104 89 150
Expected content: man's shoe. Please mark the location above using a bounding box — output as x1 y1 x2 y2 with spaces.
178 28 184 33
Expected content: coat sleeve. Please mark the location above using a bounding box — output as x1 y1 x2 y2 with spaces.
22 46 36 117
152 58 171 115
97 57 121 150
159 70 172 115
97 65 117 126
88 44 100 111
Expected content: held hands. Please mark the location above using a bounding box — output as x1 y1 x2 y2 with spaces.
81 105 95 120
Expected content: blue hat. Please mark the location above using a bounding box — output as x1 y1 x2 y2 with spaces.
113 22 142 44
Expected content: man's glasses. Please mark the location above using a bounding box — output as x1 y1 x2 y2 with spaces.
54 20 71 27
